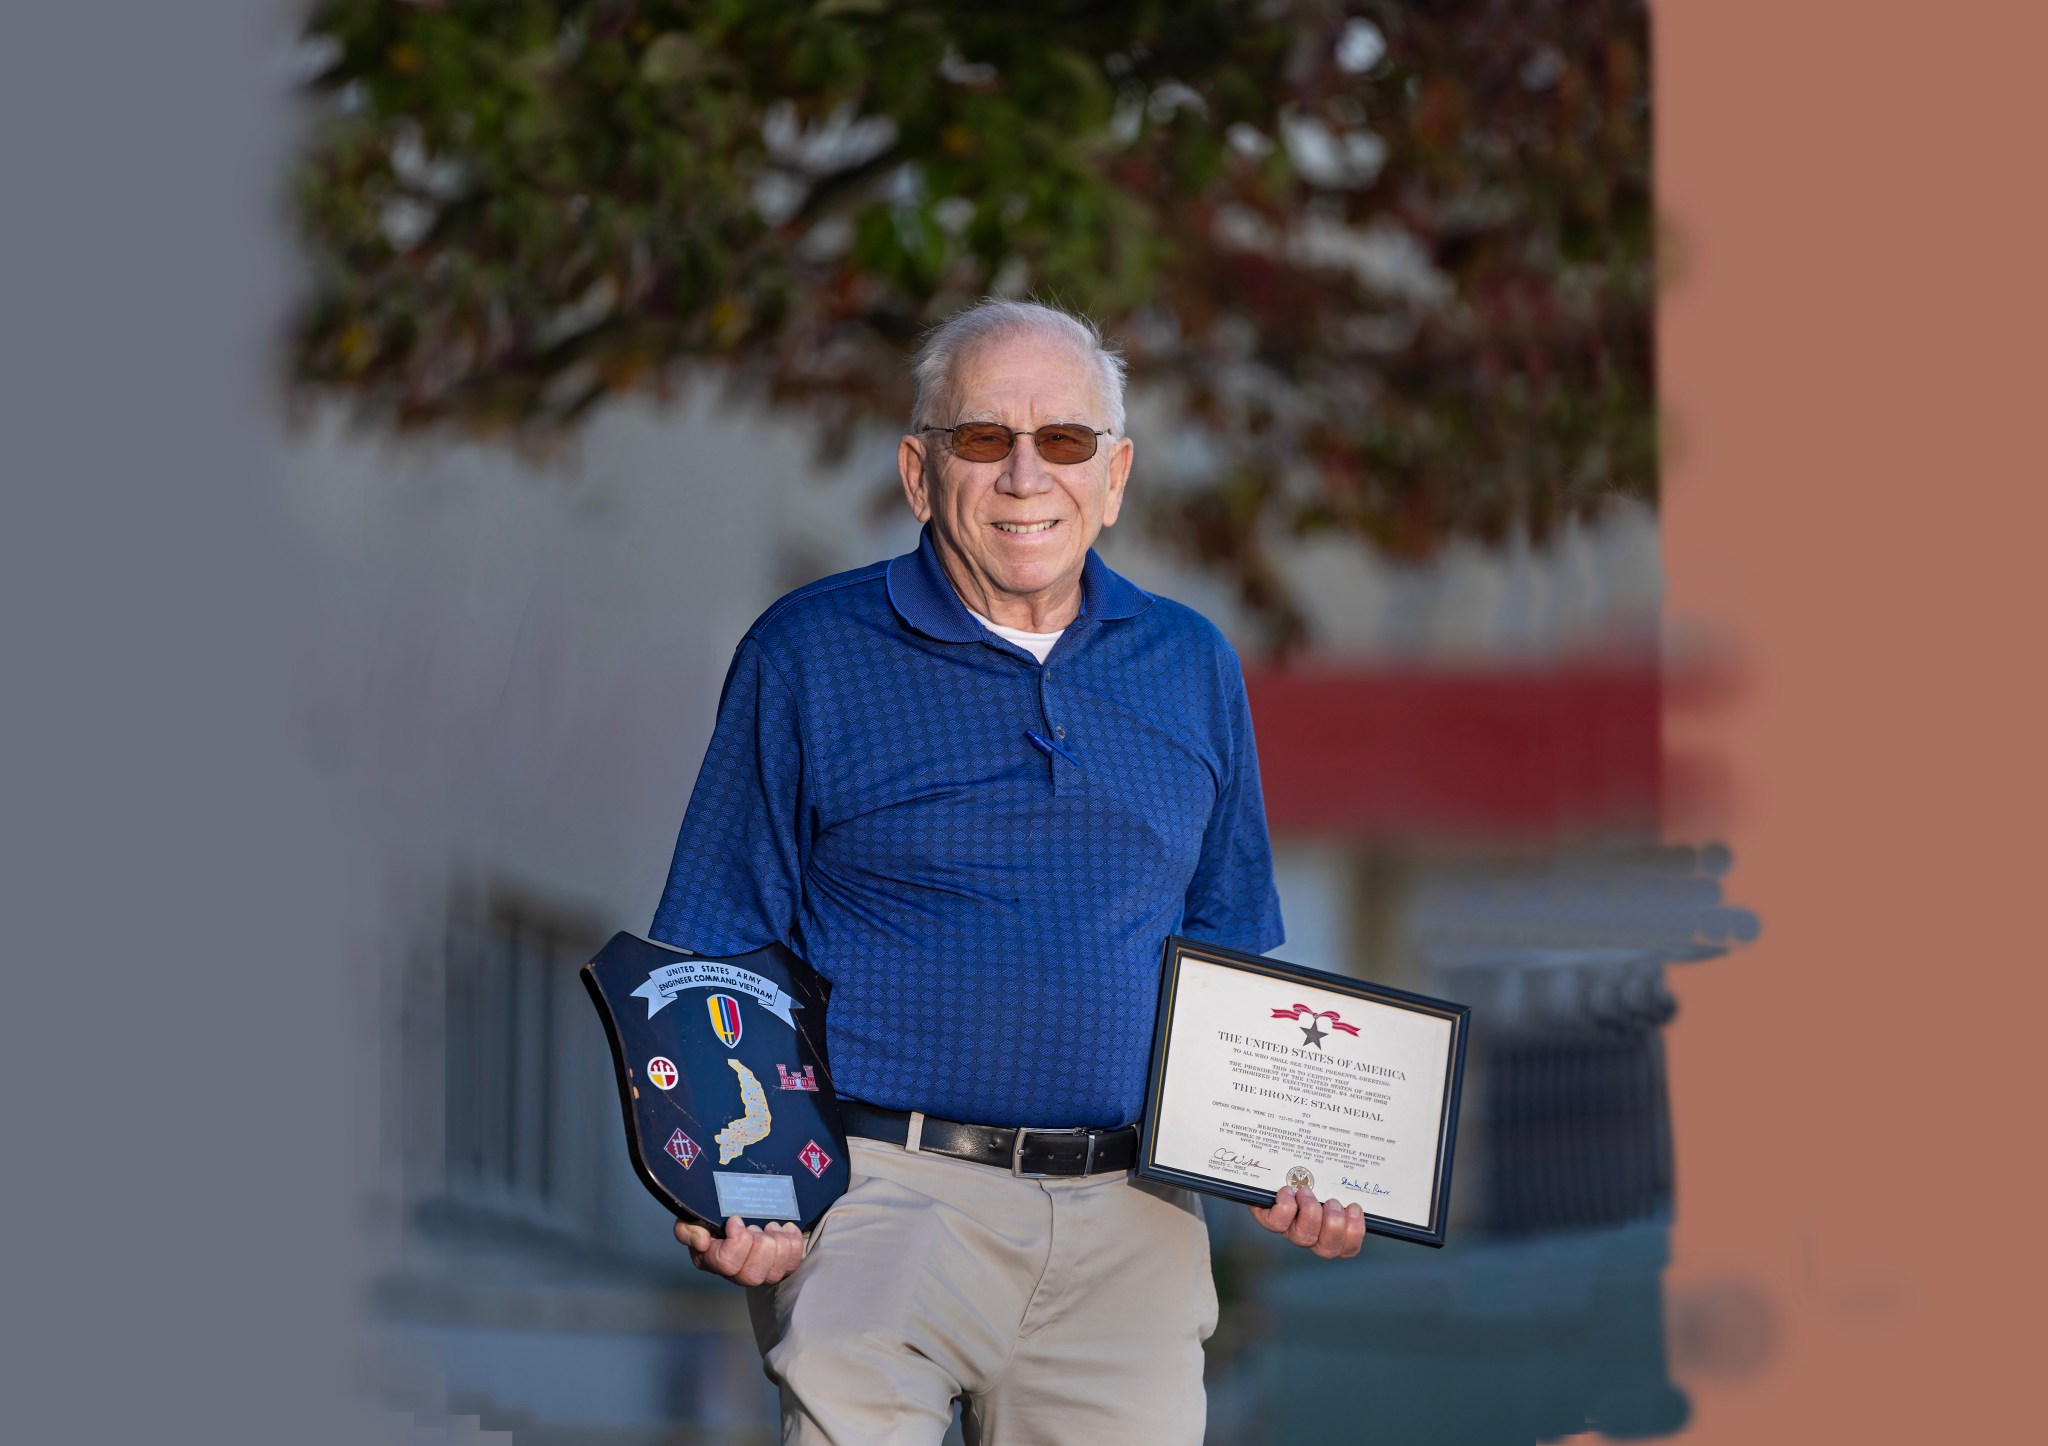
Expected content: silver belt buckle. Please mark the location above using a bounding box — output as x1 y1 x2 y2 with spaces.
1011 1126 1093 1178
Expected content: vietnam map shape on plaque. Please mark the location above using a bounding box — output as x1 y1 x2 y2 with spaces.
716 1059 774 1164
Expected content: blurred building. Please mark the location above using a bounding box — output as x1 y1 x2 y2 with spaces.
290 392 1746 1443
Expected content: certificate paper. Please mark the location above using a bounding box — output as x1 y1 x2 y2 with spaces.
1138 937 1469 1247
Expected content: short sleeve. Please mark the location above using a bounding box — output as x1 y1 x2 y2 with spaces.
650 639 809 956
1180 649 1285 953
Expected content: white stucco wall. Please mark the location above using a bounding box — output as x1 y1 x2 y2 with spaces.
284 388 1662 935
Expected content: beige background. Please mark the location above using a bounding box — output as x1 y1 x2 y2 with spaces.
1657 1 2044 1438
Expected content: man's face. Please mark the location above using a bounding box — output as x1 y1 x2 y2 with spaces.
897 331 1133 624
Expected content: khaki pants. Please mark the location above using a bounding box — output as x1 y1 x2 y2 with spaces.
746 1136 1219 1445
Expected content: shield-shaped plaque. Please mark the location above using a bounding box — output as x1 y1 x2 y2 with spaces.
582 932 849 1234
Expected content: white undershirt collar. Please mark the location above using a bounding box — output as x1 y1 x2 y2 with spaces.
965 607 1065 664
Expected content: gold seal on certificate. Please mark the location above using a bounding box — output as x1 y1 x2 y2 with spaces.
1136 936 1471 1248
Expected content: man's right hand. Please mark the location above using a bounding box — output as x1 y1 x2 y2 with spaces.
674 1215 805 1286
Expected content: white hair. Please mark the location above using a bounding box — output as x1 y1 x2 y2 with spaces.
909 298 1128 437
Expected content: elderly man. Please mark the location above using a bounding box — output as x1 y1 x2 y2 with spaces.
652 299 1363 1444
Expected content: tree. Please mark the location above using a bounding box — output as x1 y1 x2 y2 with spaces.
291 0 1653 651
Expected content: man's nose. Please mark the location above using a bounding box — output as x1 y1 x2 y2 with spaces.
997 434 1056 495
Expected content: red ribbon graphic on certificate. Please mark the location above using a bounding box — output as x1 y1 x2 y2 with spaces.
1271 1002 1361 1048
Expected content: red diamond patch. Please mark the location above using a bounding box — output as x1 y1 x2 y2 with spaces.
664 1129 700 1169
798 1139 832 1178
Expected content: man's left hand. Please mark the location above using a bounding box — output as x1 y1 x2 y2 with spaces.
1249 1184 1366 1259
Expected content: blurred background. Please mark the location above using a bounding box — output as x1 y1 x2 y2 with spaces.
278 4 1757 1441
6 3 2040 1445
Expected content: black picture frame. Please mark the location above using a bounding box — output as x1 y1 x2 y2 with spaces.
1136 935 1470 1248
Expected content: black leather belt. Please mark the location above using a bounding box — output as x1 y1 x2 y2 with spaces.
841 1101 1139 1178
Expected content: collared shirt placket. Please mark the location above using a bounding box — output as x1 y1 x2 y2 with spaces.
1022 623 1084 796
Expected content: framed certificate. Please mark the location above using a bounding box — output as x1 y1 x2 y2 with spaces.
1137 936 1470 1247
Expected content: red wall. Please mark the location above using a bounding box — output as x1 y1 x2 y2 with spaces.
1246 664 1662 839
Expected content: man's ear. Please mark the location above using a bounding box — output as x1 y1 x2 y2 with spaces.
1100 435 1134 528
898 434 933 522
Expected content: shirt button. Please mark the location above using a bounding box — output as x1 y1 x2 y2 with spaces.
1055 727 1066 739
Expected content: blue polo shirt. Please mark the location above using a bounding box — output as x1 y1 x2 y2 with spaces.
651 527 1283 1128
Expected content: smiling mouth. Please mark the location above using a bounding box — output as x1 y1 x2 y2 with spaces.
992 520 1060 534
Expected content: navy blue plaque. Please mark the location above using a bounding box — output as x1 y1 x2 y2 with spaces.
582 932 849 1234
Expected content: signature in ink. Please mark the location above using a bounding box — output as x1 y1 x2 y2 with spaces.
1340 1177 1393 1196
1211 1147 1266 1171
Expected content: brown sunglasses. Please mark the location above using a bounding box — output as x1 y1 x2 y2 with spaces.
919 422 1112 465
